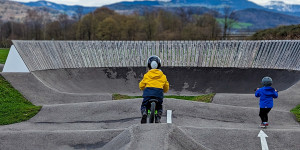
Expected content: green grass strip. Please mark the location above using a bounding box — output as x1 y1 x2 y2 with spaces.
216 18 253 29
291 104 300 122
112 93 215 103
112 94 142 100
0 75 41 125
0 48 9 64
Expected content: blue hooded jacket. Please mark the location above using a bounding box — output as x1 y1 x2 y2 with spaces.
255 86 278 108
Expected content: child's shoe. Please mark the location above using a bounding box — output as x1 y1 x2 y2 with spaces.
260 123 266 128
155 115 161 123
155 111 162 123
141 111 147 124
264 122 268 126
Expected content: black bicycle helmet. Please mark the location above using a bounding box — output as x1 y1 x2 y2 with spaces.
147 55 161 69
262 76 272 87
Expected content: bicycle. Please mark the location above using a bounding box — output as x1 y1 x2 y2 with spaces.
147 99 159 123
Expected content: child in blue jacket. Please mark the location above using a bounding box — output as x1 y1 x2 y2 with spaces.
255 76 278 127
139 55 169 124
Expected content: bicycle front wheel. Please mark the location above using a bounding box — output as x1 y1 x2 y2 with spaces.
149 102 156 123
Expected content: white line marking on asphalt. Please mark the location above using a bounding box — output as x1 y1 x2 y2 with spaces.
258 130 269 150
167 110 172 123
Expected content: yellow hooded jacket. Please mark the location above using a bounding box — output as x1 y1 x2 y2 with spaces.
139 69 169 93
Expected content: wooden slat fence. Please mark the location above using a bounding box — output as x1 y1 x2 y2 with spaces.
12 40 300 71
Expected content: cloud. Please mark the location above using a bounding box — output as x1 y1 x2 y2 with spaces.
11 0 136 7
12 0 300 7
11 0 171 7
249 0 300 5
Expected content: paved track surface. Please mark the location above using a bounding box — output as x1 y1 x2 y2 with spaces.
0 71 299 150
213 81 300 111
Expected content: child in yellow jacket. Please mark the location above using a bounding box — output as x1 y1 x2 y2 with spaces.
139 55 169 123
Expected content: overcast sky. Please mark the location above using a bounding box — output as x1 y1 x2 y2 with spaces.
11 0 300 7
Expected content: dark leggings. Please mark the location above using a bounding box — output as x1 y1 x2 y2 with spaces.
141 97 163 114
259 108 272 123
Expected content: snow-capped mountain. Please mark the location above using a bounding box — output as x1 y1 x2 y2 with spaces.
265 1 293 12
20 0 300 17
255 0 300 17
12 0 300 30
20 0 97 16
103 0 300 30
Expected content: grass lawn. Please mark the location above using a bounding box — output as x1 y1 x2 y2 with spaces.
0 75 41 125
216 18 253 29
112 93 215 103
291 104 300 122
0 48 9 64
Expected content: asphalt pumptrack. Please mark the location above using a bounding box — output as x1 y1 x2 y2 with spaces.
0 41 300 150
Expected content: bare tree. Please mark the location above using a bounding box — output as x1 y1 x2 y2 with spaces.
58 14 70 40
143 9 157 40
26 9 43 40
176 7 193 30
41 12 50 40
73 7 83 21
221 6 237 40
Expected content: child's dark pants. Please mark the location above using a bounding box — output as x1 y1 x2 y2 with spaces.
141 96 163 114
259 108 272 123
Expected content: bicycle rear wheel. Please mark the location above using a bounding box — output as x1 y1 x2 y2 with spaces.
149 102 156 123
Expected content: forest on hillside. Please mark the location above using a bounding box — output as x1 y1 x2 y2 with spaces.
3 6 296 48
0 7 227 48
250 25 300 40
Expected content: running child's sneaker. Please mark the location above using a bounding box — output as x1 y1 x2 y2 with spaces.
264 122 269 126
260 123 266 128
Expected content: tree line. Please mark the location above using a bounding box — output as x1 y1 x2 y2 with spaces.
0 7 226 48
250 24 300 40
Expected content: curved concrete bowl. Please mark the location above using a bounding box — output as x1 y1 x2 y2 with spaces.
32 67 300 94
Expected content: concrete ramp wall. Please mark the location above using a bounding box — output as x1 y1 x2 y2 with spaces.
9 40 300 94
32 67 300 94
2 45 29 72
12 40 300 71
